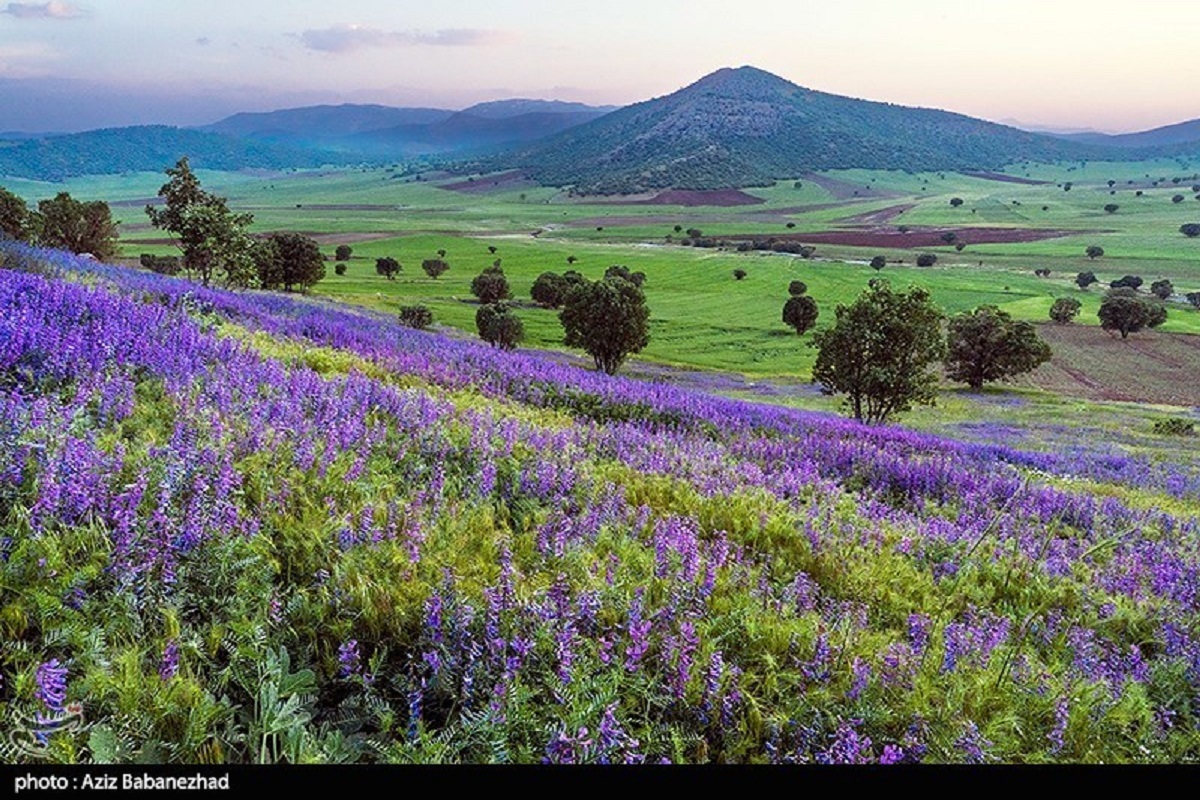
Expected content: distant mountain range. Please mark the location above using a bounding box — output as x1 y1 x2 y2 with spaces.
501 67 1196 193
1 69 1198 187
201 98 617 157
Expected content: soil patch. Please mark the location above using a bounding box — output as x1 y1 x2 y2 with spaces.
800 173 900 200
1014 324 1200 407
440 171 536 194
961 171 1052 186
716 226 1086 248
832 204 917 226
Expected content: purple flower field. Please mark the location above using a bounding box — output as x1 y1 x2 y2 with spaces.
1 243 1198 763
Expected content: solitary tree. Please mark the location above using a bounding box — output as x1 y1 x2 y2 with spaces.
422 258 449 279
870 255 887 271
1186 291 1200 309
33 192 120 260
941 232 958 244
811 281 946 424
560 275 650 375
398 305 434 330
950 197 964 208
733 269 748 281
1151 279 1174 300
531 272 571 308
916 253 938 267
1075 271 1099 289
782 294 819 336
0 185 31 241
334 263 347 276
1174 195 1186 204
1180 223 1200 238
1099 290 1167 338
256 232 325 292
1104 204 1120 214
476 303 524 351
335 244 353 261
471 266 512 304
1086 245 1105 260
375 257 401 280
146 157 254 287
1050 297 1082 323
945 306 1051 390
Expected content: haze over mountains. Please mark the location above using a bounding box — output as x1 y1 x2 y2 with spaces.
1 66 1198 186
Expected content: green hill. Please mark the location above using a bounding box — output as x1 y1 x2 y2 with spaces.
508 66 1118 193
0 125 349 181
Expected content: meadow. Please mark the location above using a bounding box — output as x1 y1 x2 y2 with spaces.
3 244 1199 764
13 159 1199 386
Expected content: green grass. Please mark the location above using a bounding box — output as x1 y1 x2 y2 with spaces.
9 159 1200 379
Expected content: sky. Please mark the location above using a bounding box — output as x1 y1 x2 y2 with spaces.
1 0 1199 132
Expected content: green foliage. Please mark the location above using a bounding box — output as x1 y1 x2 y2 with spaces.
140 254 181 276
531 272 571 308
1075 271 1098 289
33 192 119 260
1110 275 1144 290
788 281 808 297
1104 204 1120 214
945 306 1052 390
334 263 347 276
733 269 747 281
335 245 353 262
398 304 434 330
1187 292 1200 310
1179 223 1200 238
782 294 819 336
146 157 255 288
471 266 513 305
1085 246 1105 260
375 257 401 280
812 280 946 424
1150 280 1174 301
1151 417 1195 437
916 253 938 268
604 265 646 287
0 184 32 241
1049 297 1082 324
560 276 651 375
1098 290 1167 339
476 302 524 350
256 232 326 293
869 256 887 271
422 259 450 280
950 197 964 207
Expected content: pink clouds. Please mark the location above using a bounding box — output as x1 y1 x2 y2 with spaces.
300 25 515 54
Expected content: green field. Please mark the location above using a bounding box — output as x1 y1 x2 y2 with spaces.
9 160 1200 381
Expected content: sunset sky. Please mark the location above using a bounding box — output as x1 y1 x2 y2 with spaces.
2 0 1198 132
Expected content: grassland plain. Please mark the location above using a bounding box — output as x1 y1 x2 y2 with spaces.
8 159 1200 384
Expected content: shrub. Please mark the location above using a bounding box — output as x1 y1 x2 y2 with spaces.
375 257 401 280
422 258 449 279
1086 246 1105 260
916 253 938 268
789 281 808 297
398 304 433 330
1180 223 1200 238
1104 204 1119 214
950 197 964 207
1150 279 1174 300
1049 297 1082 324
1075 271 1098 289
471 266 513 304
335 245 352 261
1110 275 1143 290
869 256 887 271
1173 195 1186 204
476 302 524 350
733 269 747 281
334 263 347 276
1152 417 1196 437
1187 292 1200 309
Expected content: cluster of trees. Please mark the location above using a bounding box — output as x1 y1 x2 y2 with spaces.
812 281 1054 424
0 184 120 260
470 264 651 374
672 234 817 258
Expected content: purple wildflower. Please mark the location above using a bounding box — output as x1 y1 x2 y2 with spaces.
159 640 179 681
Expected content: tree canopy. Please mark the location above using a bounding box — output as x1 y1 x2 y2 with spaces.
560 275 651 375
945 305 1051 390
811 280 946 424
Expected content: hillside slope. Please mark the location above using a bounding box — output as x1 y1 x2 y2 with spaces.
508 66 1116 193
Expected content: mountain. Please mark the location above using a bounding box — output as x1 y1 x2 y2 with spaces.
202 101 615 157
505 66 1117 193
1057 118 1200 149
202 104 455 147
0 126 349 181
351 107 614 155
462 99 619 119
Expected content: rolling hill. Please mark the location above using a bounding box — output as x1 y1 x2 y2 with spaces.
0 126 349 181
504 66 1121 193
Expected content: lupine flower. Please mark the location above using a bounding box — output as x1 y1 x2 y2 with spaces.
338 640 361 679
35 659 68 713
956 721 993 764
159 640 179 681
1048 697 1069 756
